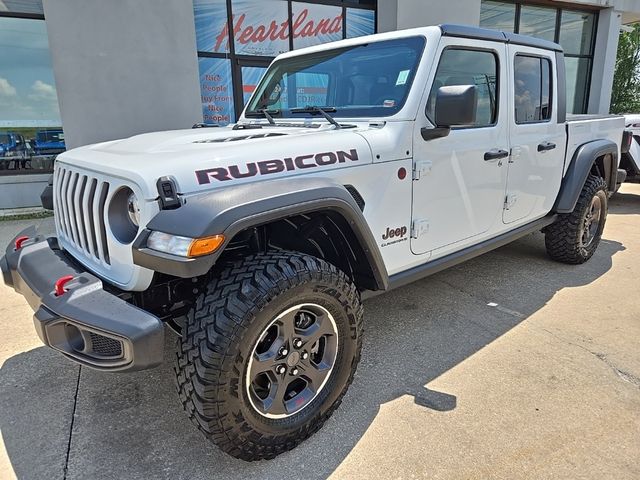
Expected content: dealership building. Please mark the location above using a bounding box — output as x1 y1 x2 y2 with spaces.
1 0 640 210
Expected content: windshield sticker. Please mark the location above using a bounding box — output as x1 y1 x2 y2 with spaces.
383 100 396 108
396 69 410 86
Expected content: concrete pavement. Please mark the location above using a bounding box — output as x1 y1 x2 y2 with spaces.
1 185 639 480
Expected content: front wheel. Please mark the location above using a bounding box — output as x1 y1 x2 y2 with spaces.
544 175 608 264
174 251 363 460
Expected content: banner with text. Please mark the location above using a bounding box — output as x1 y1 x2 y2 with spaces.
291 2 343 49
229 0 290 56
193 0 229 53
199 57 235 124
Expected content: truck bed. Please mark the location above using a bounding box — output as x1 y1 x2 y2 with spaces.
564 114 625 175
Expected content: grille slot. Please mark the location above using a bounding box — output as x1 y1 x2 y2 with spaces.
54 166 111 265
88 332 123 357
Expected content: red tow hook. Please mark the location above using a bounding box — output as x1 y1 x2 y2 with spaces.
14 236 30 250
54 275 75 296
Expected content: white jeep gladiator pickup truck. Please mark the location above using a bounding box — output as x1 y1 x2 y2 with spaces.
2 25 625 460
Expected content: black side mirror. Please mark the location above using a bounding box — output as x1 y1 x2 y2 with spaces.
421 85 478 141
435 85 478 127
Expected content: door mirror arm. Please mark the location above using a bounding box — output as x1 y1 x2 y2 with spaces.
421 85 477 141
421 126 450 141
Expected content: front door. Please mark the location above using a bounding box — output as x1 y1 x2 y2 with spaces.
411 39 509 256
503 46 565 224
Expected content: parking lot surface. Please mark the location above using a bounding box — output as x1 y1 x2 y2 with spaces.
1 184 639 480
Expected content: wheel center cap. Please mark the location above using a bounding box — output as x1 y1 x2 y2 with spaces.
287 351 301 367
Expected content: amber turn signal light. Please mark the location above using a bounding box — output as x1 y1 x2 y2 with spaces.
188 235 225 257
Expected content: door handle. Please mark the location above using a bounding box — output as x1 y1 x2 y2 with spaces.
484 149 509 161
538 141 556 152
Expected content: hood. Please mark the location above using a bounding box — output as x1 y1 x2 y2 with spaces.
55 123 376 200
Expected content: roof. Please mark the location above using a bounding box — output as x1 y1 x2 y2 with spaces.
275 24 563 62
440 24 564 52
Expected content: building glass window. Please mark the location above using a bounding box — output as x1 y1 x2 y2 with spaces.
193 0 230 53
479 1 597 114
559 10 595 56
193 0 377 123
198 57 235 124
518 5 556 42
241 66 269 104
0 11 63 175
232 0 290 56
565 56 590 115
291 2 343 49
479 0 516 32
346 7 376 38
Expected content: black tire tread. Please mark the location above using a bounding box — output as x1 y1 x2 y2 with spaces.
545 175 607 264
174 251 363 461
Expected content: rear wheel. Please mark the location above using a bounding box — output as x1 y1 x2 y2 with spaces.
544 175 608 264
174 251 363 460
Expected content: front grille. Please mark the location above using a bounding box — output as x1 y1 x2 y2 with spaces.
89 332 123 357
54 166 111 265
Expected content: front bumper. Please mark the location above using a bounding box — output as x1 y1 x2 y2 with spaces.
1 227 164 372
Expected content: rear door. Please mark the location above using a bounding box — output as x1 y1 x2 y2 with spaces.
503 46 565 224
411 39 509 255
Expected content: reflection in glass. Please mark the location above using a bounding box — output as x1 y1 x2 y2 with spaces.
427 49 498 127
514 56 542 123
559 11 595 56
0 16 62 175
480 1 516 32
241 66 268 105
519 5 556 42
565 57 590 114
247 37 425 118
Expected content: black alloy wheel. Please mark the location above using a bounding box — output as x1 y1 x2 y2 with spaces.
246 303 338 419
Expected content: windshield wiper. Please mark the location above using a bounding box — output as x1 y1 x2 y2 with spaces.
245 109 280 125
291 106 341 129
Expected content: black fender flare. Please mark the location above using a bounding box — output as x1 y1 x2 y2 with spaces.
133 177 389 291
554 139 618 214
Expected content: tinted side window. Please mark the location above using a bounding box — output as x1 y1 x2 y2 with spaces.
427 48 498 127
514 55 552 123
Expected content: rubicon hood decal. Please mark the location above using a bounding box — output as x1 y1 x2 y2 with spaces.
195 148 360 184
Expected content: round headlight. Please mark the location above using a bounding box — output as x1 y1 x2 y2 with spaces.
127 192 140 227
108 187 139 244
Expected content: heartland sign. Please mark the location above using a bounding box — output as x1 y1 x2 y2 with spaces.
214 4 343 55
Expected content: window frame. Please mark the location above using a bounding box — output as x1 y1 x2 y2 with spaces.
426 45 501 130
513 53 554 125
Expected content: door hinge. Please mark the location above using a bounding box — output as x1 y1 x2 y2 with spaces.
412 160 432 180
411 219 430 238
504 194 517 210
509 146 522 164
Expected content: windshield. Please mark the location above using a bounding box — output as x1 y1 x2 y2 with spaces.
246 37 425 118
0 133 10 144
37 130 64 142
